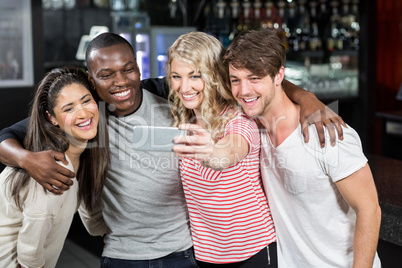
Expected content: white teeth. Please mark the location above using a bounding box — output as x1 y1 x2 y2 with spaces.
78 119 91 127
183 93 198 98
244 97 258 103
114 90 130 97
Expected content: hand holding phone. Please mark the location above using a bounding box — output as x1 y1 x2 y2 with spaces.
170 123 215 160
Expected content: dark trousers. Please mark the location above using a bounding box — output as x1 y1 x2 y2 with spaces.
100 247 198 268
197 242 277 268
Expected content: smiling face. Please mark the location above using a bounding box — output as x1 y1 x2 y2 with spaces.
48 83 99 144
170 59 205 114
229 64 279 119
86 43 141 116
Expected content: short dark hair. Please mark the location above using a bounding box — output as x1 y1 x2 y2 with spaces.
223 28 286 79
85 32 134 71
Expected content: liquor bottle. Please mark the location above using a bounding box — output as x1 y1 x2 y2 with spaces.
230 0 240 20
217 0 226 19
240 0 252 31
286 1 299 52
340 0 360 50
277 0 286 20
216 0 231 47
247 0 257 30
339 0 351 50
260 1 274 29
349 0 360 50
297 0 310 51
309 1 322 51
317 0 330 49
327 0 342 51
168 0 177 18
310 22 322 51
229 0 241 41
277 0 289 51
286 0 298 30
253 0 263 29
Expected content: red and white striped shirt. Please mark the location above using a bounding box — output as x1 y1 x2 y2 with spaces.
180 111 276 263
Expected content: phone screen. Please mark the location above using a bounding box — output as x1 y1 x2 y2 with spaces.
132 126 185 152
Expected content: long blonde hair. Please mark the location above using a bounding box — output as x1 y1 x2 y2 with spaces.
165 31 238 140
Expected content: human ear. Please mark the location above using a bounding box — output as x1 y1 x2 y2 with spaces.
46 111 58 126
86 71 96 92
275 66 285 86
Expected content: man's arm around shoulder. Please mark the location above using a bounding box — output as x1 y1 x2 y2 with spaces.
141 77 169 99
0 118 74 194
0 118 30 167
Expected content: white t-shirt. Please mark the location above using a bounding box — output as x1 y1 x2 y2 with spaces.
0 155 79 268
260 124 381 268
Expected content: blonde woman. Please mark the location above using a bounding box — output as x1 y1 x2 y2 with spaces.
165 31 275 267
166 30 345 268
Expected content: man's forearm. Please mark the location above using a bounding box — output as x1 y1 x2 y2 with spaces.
0 139 29 168
283 79 315 105
353 206 381 268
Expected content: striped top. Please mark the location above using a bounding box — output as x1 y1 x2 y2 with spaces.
179 110 276 263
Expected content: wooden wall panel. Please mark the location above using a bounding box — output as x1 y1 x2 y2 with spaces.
376 0 402 112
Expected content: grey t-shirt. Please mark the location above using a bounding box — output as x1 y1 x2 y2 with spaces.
102 89 192 260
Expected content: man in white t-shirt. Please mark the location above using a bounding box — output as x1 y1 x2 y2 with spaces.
223 28 382 268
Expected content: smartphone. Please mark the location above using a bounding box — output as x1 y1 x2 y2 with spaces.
132 126 186 152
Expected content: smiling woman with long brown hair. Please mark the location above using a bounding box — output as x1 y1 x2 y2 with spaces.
0 66 109 268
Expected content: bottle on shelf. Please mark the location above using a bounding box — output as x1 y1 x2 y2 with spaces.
276 0 288 51
216 0 226 20
341 0 360 50
317 0 330 50
339 0 351 50
309 1 322 51
349 0 360 50
228 0 241 41
286 0 299 52
254 0 263 22
216 0 231 47
327 0 342 51
261 0 274 29
207 0 359 57
239 0 253 31
297 0 310 52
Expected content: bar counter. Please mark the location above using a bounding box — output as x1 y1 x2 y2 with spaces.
368 154 402 246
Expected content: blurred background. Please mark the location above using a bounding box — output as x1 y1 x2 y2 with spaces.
0 0 400 267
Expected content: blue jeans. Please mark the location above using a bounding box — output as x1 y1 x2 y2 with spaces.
100 247 198 268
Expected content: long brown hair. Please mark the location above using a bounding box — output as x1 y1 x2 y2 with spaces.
7 67 109 211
